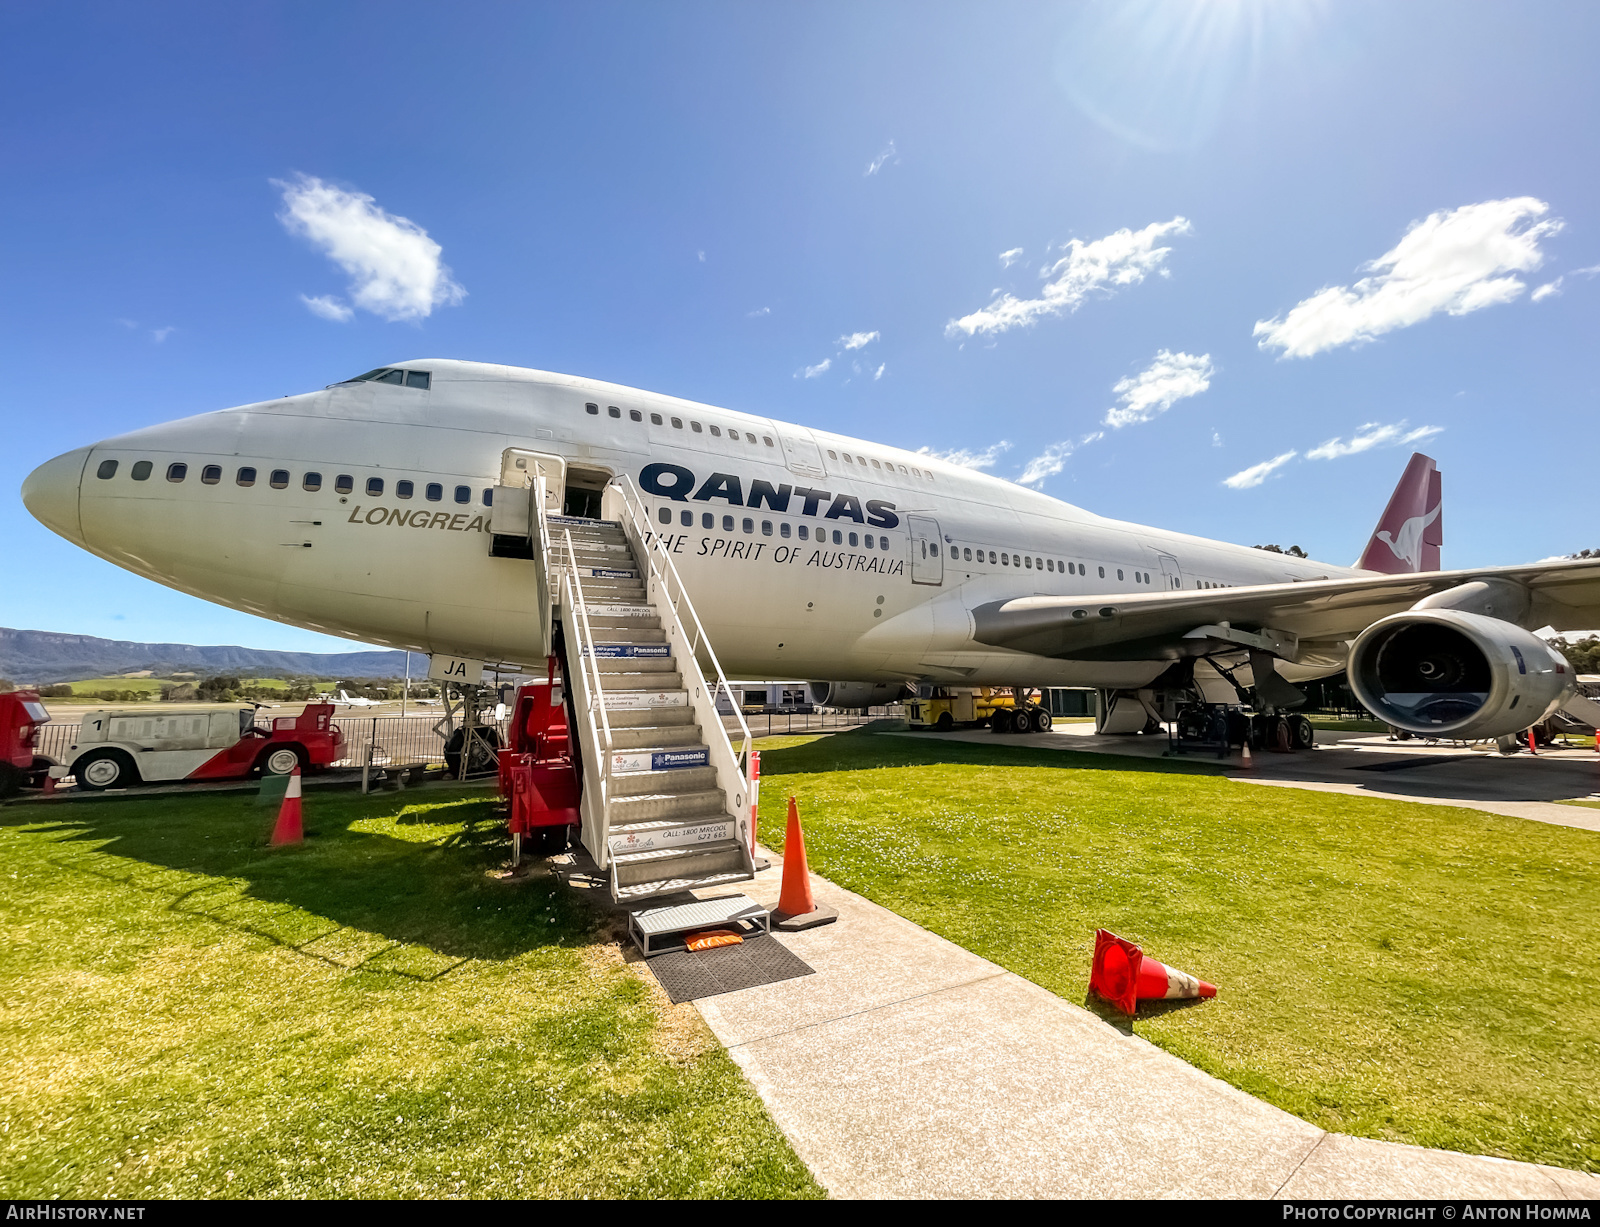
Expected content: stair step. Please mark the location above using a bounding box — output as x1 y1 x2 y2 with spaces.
581 624 665 642
594 656 675 673
605 707 696 729
611 840 749 888
610 765 718 796
610 789 725 821
598 672 683 692
608 723 701 748
607 815 737 857
613 871 755 903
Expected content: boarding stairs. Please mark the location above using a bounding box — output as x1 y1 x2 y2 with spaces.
548 481 757 903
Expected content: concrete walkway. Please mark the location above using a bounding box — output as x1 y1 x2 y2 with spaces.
692 850 1600 1200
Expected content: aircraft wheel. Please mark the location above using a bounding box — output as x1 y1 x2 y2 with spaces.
990 710 1012 734
444 727 502 777
1290 715 1315 750
74 749 140 792
1034 711 1052 732
259 745 307 777
1013 709 1034 734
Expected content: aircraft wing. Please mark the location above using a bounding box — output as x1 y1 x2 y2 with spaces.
969 558 1600 662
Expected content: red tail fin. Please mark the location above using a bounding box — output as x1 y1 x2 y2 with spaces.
1356 453 1442 573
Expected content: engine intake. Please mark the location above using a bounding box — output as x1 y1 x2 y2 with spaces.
806 681 913 710
1348 610 1572 740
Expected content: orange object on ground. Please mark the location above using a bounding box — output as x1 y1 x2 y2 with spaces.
1089 928 1216 1016
775 796 815 916
1241 741 1253 769
685 928 744 951
269 767 304 846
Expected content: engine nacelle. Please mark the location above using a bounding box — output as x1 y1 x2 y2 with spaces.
806 681 912 709
1348 609 1573 740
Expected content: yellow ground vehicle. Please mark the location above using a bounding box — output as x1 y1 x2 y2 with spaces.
908 687 1052 733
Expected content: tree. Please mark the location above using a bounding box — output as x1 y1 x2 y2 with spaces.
1567 549 1600 560
1252 543 1308 558
1550 636 1600 675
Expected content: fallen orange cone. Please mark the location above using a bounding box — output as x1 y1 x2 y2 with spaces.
1089 928 1215 1016
772 797 837 932
269 767 304 846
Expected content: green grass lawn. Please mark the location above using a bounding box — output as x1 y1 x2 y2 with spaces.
0 787 820 1199
756 730 1600 1172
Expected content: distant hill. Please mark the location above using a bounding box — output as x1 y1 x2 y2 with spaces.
0 627 417 685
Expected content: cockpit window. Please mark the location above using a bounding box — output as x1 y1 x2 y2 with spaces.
339 368 431 389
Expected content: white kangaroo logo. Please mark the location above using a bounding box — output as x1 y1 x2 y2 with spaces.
1377 502 1441 570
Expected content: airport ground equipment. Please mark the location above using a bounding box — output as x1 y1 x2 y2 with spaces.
555 476 758 903
50 702 345 791
0 691 54 797
1165 702 1315 758
628 894 770 956
908 686 1015 731
498 663 581 859
1089 929 1217 1017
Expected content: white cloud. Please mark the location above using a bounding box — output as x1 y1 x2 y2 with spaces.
873 363 885 381
748 306 771 317
1018 443 1076 487
999 247 1024 268
150 326 175 343
276 174 465 323
301 294 353 322
1571 264 1600 277
798 358 832 379
839 330 879 350
1532 278 1562 302
865 140 898 176
946 216 1191 338
918 441 1012 471
1305 421 1443 461
1253 197 1562 358
1223 451 1298 489
697 250 706 262
1104 350 1214 428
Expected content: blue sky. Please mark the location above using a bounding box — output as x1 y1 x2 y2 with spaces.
3 1 1597 651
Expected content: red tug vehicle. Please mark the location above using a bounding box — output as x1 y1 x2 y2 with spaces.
0 691 55 798
498 661 581 855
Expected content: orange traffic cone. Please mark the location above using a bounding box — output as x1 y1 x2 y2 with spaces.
1241 739 1253 769
772 797 837 932
1089 929 1215 1016
269 767 304 846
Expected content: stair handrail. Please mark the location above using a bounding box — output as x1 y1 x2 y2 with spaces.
561 527 614 856
604 475 754 813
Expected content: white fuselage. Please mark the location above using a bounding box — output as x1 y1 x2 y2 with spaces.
27 360 1359 688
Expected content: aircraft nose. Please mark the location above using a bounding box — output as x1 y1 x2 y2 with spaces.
21 446 91 544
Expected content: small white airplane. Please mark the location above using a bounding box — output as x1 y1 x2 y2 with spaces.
21 358 1600 744
317 689 383 708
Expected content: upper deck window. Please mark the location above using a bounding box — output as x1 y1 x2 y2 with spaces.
366 477 384 496
167 463 187 483
710 425 721 437
202 465 221 484
396 480 414 499
629 410 642 423
270 470 289 489
672 417 684 429
586 403 599 415
131 461 152 481
236 467 256 487
303 472 322 491
335 474 353 494
650 413 663 426
690 421 702 433
454 485 471 504
608 406 621 418
96 459 118 479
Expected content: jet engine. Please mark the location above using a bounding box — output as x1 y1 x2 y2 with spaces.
1348 609 1573 740
806 681 913 709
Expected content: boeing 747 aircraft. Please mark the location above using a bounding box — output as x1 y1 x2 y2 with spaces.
21 359 1600 744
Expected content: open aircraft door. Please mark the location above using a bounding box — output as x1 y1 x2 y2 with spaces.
908 516 944 586
491 449 566 656
1157 553 1183 591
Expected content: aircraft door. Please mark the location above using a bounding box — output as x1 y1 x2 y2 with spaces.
494 450 565 539
908 516 944 585
778 429 826 479
1157 553 1183 591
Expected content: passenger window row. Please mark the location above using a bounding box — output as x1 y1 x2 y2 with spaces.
949 546 1155 585
654 504 890 548
585 402 778 448
826 448 931 481
94 459 489 505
